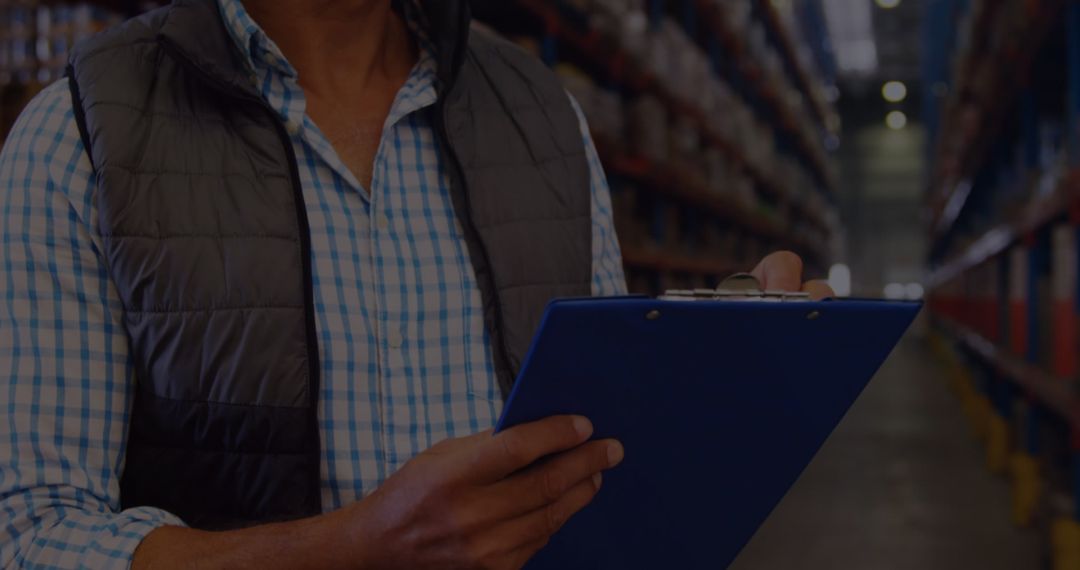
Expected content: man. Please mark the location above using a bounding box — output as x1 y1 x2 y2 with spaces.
0 0 830 568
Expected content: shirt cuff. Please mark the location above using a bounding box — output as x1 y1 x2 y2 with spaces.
78 506 186 569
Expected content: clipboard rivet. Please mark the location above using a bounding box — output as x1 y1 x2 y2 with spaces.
645 309 661 321
807 310 821 321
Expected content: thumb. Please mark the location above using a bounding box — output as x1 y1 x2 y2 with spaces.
750 251 803 291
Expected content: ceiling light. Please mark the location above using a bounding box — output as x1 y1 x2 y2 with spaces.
886 111 907 130
828 264 851 297
882 81 907 103
883 283 905 300
822 0 878 75
876 0 901 8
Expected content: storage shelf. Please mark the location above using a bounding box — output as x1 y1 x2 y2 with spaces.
935 317 1080 429
622 246 742 276
515 0 836 214
44 0 142 14
927 0 1063 240
755 0 836 136
594 137 827 265
650 80 831 235
598 140 777 236
926 169 1080 289
693 0 836 195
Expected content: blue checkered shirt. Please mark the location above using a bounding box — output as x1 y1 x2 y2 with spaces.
0 1 626 566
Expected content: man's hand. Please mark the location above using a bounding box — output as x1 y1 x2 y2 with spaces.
132 416 621 570
750 251 834 300
346 415 623 570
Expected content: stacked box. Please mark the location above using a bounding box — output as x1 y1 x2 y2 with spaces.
982 258 1002 342
1052 225 1078 379
1036 234 1054 369
611 187 647 250
628 95 667 163
0 2 132 140
1009 246 1029 358
969 261 991 338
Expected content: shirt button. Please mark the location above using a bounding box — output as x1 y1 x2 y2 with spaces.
377 213 390 231
388 330 404 349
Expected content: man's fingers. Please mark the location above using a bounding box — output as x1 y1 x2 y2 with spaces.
488 439 622 518
471 415 594 481
506 537 552 570
750 251 803 292
749 251 830 298
802 280 834 300
496 474 603 548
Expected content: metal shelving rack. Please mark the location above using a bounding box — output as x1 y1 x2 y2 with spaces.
0 0 149 142
696 0 837 194
936 318 1080 431
925 0 1080 562
475 0 839 294
926 0 1066 241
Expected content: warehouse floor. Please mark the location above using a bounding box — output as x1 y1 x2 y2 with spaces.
729 323 1043 570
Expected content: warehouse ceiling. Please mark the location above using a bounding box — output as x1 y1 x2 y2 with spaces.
869 0 924 84
823 0 928 293
827 0 925 124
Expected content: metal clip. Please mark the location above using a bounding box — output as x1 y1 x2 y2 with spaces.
659 273 811 302
718 273 760 291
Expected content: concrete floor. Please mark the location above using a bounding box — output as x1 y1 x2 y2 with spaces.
729 333 1043 570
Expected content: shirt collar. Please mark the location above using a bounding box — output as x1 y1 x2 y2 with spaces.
216 0 435 82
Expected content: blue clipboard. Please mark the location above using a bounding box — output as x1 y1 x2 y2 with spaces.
495 296 921 569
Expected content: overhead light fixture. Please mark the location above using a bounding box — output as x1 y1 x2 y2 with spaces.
883 283 905 300
876 0 901 8
822 0 878 75
828 264 852 297
882 81 907 103
884 282 923 300
886 110 907 130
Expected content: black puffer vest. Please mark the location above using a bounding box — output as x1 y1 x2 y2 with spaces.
67 0 592 529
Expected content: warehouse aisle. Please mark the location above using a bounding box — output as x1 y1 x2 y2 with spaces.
729 326 1042 570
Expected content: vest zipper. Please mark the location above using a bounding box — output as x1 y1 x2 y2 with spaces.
433 97 517 400
158 38 323 514
268 115 324 515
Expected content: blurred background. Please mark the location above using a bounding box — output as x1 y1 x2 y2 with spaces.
1 0 1078 568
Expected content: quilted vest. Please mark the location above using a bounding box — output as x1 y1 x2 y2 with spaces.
67 0 592 529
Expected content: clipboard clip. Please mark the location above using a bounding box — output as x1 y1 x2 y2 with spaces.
659 273 811 302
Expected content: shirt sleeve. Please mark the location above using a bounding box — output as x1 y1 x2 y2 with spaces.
566 93 628 297
0 79 185 570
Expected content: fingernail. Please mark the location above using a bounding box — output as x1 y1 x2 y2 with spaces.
607 441 624 466
592 472 602 489
573 416 593 439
